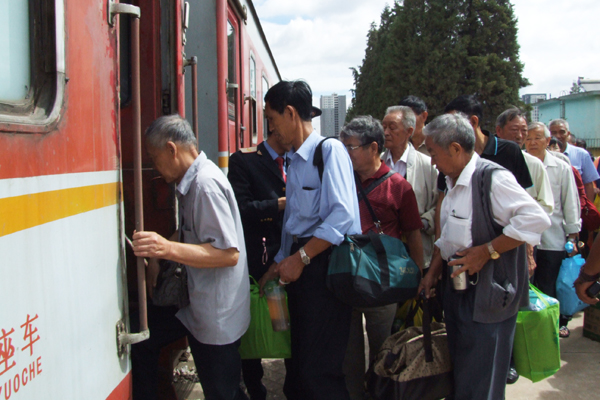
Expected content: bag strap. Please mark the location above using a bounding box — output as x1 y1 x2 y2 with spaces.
421 293 434 363
367 230 390 288
528 282 550 308
355 173 383 233
357 170 395 202
313 136 338 182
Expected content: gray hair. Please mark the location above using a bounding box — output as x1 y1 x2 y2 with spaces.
423 113 475 153
384 106 416 130
528 122 551 138
340 115 385 153
496 107 525 128
549 118 570 131
145 114 197 149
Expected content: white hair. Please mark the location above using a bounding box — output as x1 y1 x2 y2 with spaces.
528 122 551 138
384 106 416 130
549 118 569 131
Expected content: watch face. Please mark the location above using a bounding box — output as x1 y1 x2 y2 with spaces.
491 252 500 260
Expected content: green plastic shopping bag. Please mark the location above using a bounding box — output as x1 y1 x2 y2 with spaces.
513 283 561 382
238 278 291 359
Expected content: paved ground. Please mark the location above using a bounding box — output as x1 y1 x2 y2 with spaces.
174 311 599 400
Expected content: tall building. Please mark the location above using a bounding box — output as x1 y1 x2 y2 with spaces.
522 93 547 122
320 94 346 137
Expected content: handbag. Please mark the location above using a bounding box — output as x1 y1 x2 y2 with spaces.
572 167 600 231
513 283 561 382
326 173 421 308
556 254 589 315
238 277 292 359
367 295 453 400
152 259 190 309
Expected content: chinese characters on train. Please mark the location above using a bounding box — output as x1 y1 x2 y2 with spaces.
0 314 42 399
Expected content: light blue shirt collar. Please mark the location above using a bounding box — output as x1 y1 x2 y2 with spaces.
262 140 280 160
294 131 321 161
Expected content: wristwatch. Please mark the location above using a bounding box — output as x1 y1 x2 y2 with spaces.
299 247 311 265
487 242 500 260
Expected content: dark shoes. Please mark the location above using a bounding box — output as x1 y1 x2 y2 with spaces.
506 367 519 384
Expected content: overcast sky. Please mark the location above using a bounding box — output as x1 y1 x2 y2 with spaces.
255 0 600 132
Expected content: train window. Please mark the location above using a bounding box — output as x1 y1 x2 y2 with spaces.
227 20 236 120
0 2 31 102
0 0 63 131
250 55 256 99
262 75 269 141
249 54 257 143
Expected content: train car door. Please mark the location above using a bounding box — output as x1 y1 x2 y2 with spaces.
226 9 242 152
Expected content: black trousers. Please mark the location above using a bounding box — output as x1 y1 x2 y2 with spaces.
131 302 248 400
283 241 353 400
534 249 571 326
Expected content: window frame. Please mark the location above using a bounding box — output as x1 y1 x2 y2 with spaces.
0 0 66 133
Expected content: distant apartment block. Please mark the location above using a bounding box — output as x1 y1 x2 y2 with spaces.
320 94 346 137
522 93 547 122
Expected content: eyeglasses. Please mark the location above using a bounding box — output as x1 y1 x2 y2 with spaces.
345 143 370 151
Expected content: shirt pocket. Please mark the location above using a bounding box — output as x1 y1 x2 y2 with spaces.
442 215 471 249
296 187 321 220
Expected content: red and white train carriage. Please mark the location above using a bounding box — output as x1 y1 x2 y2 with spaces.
0 0 280 398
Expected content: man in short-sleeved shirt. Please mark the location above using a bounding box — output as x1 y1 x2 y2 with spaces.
132 115 249 400
176 151 250 344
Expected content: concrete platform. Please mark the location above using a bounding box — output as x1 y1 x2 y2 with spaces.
174 311 600 399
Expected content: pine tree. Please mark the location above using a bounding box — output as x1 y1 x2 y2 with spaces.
348 0 529 130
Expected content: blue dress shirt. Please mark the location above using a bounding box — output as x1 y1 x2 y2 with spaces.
274 132 361 262
565 143 600 184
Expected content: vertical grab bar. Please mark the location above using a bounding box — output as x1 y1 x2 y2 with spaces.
109 1 150 347
184 56 199 144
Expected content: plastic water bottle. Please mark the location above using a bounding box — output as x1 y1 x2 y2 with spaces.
565 241 574 253
264 280 290 331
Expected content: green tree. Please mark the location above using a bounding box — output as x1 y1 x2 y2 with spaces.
348 0 529 130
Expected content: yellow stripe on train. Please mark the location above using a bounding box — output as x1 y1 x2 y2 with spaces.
0 183 119 237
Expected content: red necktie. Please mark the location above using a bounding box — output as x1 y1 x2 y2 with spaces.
276 156 286 183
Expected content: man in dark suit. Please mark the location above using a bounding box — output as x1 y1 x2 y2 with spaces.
228 129 292 400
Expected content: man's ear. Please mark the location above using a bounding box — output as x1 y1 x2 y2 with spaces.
285 105 296 120
469 115 479 130
166 141 178 158
421 111 429 124
448 142 462 156
495 125 503 137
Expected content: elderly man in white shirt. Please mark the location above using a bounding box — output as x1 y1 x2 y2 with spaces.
525 121 581 337
419 113 550 400
381 105 438 268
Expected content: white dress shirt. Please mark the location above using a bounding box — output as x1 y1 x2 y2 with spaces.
522 151 554 215
436 153 550 261
383 147 410 177
540 150 581 250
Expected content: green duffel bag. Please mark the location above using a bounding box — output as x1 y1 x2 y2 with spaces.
513 283 561 382
238 278 291 359
327 230 421 308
